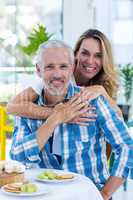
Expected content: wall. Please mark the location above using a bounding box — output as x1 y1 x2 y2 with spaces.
63 0 95 47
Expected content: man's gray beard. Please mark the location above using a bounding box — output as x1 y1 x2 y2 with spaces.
48 87 64 96
43 83 65 96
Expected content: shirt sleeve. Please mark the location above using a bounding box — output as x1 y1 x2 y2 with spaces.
96 95 133 179
10 117 41 164
30 75 43 95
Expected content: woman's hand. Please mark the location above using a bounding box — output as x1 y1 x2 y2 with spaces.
80 85 107 102
69 104 97 125
80 85 123 118
51 93 90 125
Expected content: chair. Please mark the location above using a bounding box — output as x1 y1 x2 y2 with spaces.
0 106 13 160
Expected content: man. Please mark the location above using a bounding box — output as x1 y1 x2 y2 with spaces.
10 40 133 200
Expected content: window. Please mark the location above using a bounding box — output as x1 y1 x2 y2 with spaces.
0 0 63 102
112 0 133 44
0 0 63 67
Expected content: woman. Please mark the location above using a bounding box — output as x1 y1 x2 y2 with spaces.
7 29 122 121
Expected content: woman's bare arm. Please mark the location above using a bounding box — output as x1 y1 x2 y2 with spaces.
7 87 52 119
6 86 97 123
8 85 121 122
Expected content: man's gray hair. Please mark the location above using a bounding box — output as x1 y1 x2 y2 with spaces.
35 40 74 64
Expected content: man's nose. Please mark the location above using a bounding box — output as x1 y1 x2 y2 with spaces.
53 68 63 76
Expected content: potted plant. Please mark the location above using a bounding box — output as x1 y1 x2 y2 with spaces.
19 24 52 56
119 63 133 121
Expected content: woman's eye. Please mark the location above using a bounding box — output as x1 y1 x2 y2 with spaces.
95 54 102 59
81 51 88 56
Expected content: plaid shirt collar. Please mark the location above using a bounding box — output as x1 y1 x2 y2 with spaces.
37 83 80 106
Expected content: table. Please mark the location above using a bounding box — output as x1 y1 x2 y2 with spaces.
0 168 103 200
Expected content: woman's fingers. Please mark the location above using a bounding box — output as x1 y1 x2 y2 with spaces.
80 85 106 102
69 90 88 106
54 91 98 123
54 103 97 124
69 116 96 126
79 112 97 118
71 116 96 123
71 101 88 111
70 85 105 106
69 122 94 126
68 104 97 124
68 92 81 104
66 99 97 119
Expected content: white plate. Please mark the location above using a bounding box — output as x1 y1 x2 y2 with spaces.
35 170 77 183
1 183 50 197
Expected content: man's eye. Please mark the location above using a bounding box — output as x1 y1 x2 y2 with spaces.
45 65 54 69
60 64 69 69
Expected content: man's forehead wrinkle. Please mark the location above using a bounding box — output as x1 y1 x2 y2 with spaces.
46 62 70 65
43 47 69 53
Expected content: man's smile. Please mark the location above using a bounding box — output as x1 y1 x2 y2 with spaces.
50 78 64 87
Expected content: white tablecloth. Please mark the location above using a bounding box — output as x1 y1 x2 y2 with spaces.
0 168 103 200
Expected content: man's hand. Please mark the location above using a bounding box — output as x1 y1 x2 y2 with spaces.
100 190 109 200
100 176 125 200
52 93 90 124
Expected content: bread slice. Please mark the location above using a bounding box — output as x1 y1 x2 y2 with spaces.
0 172 24 187
56 174 74 180
3 183 23 193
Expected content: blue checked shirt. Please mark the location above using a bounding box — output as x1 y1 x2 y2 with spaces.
10 83 133 189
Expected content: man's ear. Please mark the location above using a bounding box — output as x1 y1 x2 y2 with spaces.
70 64 75 76
74 58 77 70
36 64 41 77
70 64 75 77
